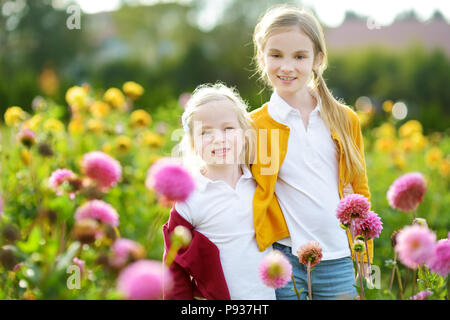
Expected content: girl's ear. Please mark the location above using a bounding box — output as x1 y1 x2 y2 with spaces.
257 49 265 68
313 51 324 71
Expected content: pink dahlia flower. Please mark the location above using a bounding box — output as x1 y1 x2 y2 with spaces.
395 225 436 269
336 194 370 225
117 260 173 300
111 238 145 268
297 241 323 268
74 200 119 226
17 128 36 147
48 168 77 198
81 151 122 191
146 157 195 203
410 289 433 300
258 250 292 289
387 172 426 212
428 238 450 277
351 210 383 240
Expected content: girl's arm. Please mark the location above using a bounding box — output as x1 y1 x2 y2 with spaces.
349 111 373 264
350 114 371 202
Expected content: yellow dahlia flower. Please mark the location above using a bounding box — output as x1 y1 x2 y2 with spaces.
375 123 396 138
123 81 144 100
142 131 164 148
44 118 65 133
66 86 88 109
89 101 110 118
425 148 443 168
115 135 132 153
399 120 422 138
104 88 125 110
130 109 152 128
4 106 27 126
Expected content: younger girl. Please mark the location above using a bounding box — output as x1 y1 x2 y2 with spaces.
250 5 373 300
162 83 275 300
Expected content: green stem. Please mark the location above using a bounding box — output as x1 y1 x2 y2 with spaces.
388 253 397 292
395 265 404 300
402 268 409 295
359 253 366 300
147 209 166 249
350 220 363 298
307 261 312 300
447 276 449 300
28 148 42 209
412 269 417 297
164 241 181 267
291 275 301 300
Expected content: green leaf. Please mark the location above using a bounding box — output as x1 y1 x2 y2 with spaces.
16 227 42 253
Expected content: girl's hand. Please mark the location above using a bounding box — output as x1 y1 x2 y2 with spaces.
343 183 354 197
356 262 371 281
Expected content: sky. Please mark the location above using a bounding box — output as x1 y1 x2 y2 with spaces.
71 0 450 29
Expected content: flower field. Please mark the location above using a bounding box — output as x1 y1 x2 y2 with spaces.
0 83 448 300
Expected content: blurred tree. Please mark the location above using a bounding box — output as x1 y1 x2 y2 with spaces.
0 0 449 132
0 0 88 110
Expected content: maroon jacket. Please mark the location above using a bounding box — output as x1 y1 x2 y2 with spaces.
162 206 231 300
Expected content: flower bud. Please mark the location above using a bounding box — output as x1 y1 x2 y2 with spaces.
2 224 21 243
170 225 192 248
413 218 428 227
340 223 349 230
0 248 16 270
353 239 365 253
391 229 401 248
37 142 54 157
17 129 36 148
73 218 100 244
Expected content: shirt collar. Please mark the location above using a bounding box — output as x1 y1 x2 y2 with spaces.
194 165 252 192
269 87 322 123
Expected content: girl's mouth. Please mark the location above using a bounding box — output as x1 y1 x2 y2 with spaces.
212 148 230 157
278 75 297 83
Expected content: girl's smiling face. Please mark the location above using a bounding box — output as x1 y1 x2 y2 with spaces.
260 28 321 97
192 99 244 166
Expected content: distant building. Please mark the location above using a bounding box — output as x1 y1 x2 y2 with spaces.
324 11 450 55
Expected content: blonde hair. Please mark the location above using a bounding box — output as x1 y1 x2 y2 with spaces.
252 4 364 177
177 82 256 172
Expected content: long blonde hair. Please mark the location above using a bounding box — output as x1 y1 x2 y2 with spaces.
252 4 364 177
177 82 256 172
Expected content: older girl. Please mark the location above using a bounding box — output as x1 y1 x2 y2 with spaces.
250 5 373 300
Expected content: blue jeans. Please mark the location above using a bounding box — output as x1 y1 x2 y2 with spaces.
273 243 358 300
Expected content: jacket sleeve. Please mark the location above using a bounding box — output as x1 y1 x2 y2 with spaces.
348 111 373 264
162 211 195 300
164 258 195 300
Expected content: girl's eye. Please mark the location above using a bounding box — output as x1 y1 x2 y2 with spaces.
296 55 305 60
271 54 280 58
201 130 212 136
225 127 234 131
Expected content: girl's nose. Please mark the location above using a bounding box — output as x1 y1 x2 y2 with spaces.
212 130 226 143
280 59 295 73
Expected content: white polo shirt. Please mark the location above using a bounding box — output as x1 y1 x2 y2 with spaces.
268 90 351 261
174 165 276 300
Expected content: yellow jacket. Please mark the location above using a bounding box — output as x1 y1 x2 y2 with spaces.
250 103 373 263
